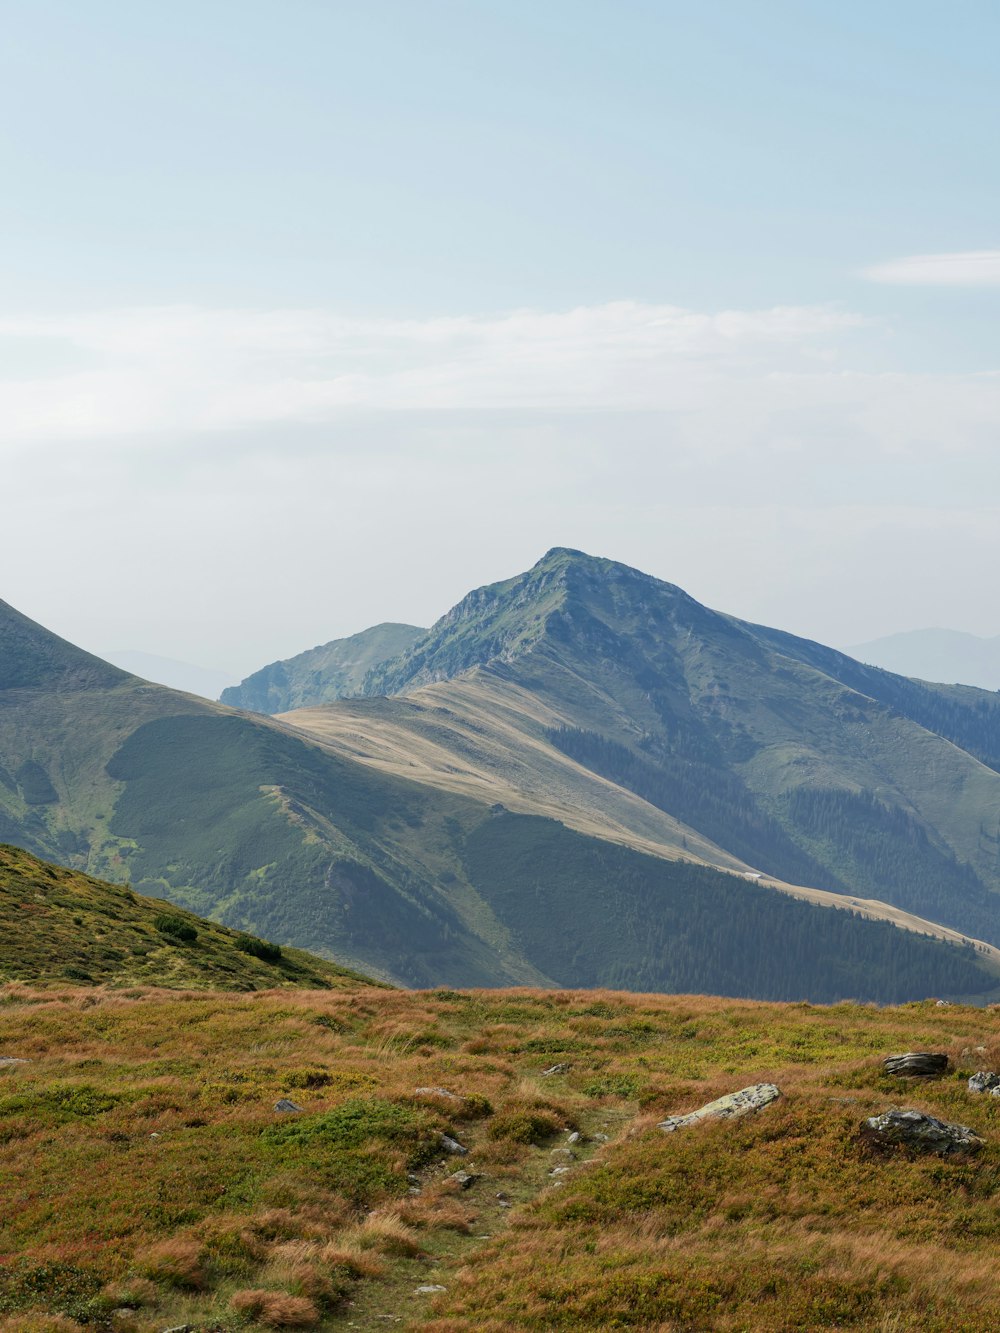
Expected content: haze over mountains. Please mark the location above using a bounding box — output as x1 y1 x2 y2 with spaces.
847 628 1000 692
4 548 1000 1002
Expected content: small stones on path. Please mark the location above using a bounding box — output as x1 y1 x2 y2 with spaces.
883 1052 949 1078
273 1098 303 1113
658 1082 781 1132
968 1072 1000 1094
860 1109 983 1158
440 1133 468 1155
541 1063 570 1077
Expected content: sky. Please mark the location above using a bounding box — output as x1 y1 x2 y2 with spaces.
3 0 1000 680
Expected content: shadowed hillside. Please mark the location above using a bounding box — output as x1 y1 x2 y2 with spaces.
0 844 374 990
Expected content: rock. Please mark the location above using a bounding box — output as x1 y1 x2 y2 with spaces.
567 1130 582 1144
658 1082 781 1133
935 999 951 1007
273 1098 303 1113
440 1133 468 1155
883 1052 949 1078
450 1170 478 1190
860 1109 984 1157
550 1147 575 1159
0 1057 28 1067
541 1063 570 1077
549 1165 571 1176
592 1132 609 1142
415 1086 461 1100
968 1072 1000 1094
149 1132 161 1139
159 1326 193 1332
415 1284 446 1294
495 1191 512 1207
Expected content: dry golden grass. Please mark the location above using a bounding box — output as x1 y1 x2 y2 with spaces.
229 1287 320 1327
133 1237 205 1290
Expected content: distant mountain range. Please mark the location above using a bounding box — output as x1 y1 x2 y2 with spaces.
847 628 1000 692
104 649 236 700
3 549 1000 1001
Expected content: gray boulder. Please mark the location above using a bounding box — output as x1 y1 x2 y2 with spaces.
968 1072 1000 1094
273 1098 303 1113
658 1082 781 1133
860 1109 983 1157
883 1052 949 1078
440 1133 468 1155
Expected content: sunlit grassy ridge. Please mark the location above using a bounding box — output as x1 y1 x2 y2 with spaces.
3 983 1000 1330
0 845 374 991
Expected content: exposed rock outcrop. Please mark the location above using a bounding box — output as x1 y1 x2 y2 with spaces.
860 1109 983 1157
658 1082 781 1132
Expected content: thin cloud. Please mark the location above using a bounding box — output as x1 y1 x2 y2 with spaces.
863 249 1000 286
0 301 866 441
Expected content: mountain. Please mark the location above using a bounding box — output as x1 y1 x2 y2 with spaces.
1 589 996 1002
220 622 424 713
847 627 1000 691
0 843 371 989
103 650 236 700
281 548 1000 953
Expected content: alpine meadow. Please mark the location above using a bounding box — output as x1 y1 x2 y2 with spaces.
5 3 1000 1330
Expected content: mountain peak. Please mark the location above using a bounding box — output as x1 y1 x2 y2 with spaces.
364 548 707 696
0 599 129 692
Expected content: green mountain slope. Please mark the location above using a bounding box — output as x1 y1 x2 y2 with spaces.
330 548 1000 947
220 622 424 713
0 843 372 989
3 581 1000 1001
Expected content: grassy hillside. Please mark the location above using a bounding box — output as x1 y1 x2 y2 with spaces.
4 983 1000 1330
0 845 373 990
221 623 424 714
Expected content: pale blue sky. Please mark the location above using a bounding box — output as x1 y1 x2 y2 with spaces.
2 2 999 673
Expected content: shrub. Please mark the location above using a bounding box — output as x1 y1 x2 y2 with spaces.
153 914 197 943
229 1289 319 1327
459 1092 494 1118
264 1097 439 1165
284 1068 332 1090
487 1105 564 1144
583 1072 642 1099
235 933 283 962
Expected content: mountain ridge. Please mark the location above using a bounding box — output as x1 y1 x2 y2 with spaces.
221 621 424 713
5 559 1000 999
